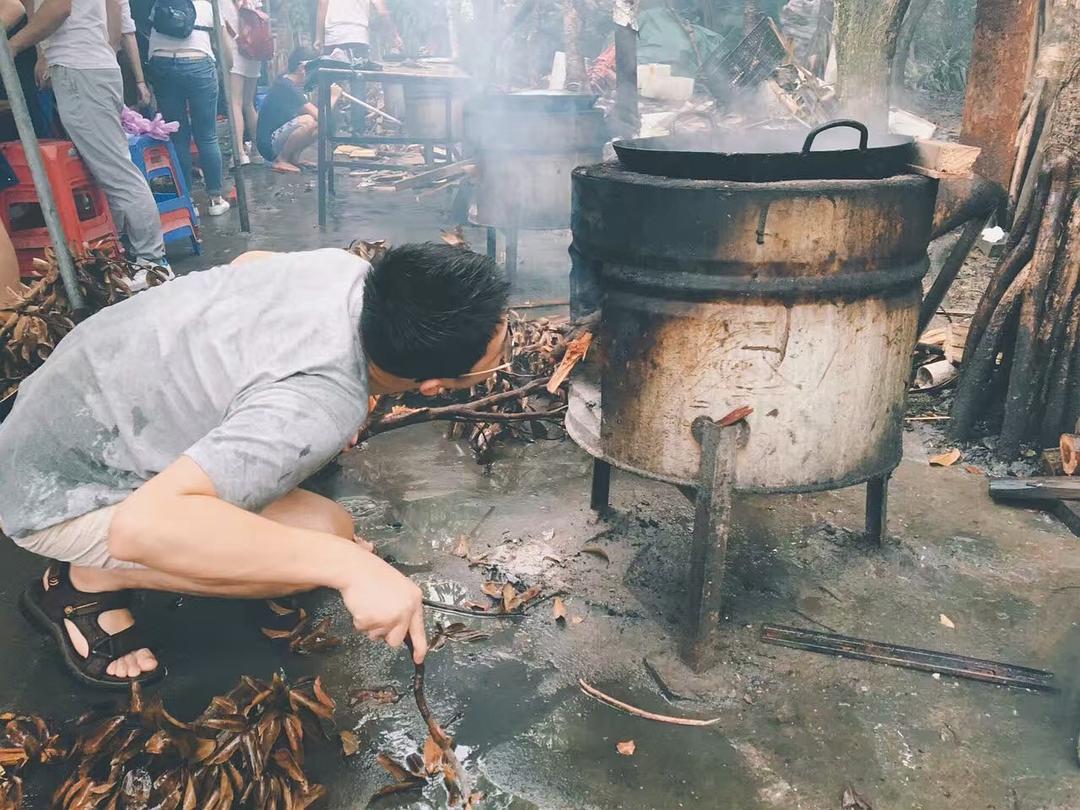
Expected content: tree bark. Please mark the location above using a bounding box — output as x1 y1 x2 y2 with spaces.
889 0 932 92
960 0 1039 189
833 0 912 131
563 0 586 90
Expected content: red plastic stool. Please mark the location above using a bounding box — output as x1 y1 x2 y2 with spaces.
0 140 121 276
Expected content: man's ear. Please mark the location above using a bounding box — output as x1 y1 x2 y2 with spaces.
418 379 443 397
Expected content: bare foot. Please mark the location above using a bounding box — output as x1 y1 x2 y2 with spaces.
272 160 301 174
53 568 159 679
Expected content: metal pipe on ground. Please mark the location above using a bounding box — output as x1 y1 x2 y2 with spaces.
0 29 84 309
210 0 251 233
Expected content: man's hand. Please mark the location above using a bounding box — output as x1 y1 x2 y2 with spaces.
340 553 427 663
34 56 49 88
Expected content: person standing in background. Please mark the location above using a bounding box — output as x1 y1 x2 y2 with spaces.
314 0 398 133
223 0 260 165
147 0 230 217
116 0 151 107
7 0 167 269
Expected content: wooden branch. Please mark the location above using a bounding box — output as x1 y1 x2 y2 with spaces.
578 679 722 727
950 261 1033 439
356 378 557 442
918 218 986 334
960 170 1050 365
999 158 1073 457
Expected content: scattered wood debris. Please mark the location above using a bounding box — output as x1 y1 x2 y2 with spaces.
578 680 722 727
428 622 492 651
929 449 962 467
615 740 636 757
347 687 402 707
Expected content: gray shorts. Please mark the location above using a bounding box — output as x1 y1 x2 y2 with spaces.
270 116 307 158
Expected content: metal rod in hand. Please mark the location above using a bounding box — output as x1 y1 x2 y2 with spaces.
339 89 403 125
210 0 251 232
0 29 84 308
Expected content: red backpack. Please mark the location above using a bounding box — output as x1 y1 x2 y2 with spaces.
237 5 274 61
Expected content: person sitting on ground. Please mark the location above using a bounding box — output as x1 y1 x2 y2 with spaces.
255 46 337 173
0 243 510 688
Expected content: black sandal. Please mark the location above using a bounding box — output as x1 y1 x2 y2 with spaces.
20 561 164 690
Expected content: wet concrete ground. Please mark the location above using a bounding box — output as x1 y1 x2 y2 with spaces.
3 168 1080 808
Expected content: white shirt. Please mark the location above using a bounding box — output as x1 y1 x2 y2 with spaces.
324 0 370 47
38 0 118 70
118 0 135 35
149 0 215 59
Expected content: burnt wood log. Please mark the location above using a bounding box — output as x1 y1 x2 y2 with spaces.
918 218 986 334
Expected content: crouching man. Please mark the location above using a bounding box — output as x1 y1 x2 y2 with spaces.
0 243 509 688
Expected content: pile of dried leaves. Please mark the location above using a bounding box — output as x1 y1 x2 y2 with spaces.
1 674 338 810
1 245 167 403
1 712 66 808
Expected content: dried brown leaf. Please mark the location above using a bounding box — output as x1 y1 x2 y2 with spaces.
616 739 636 756
266 599 297 617
553 597 567 622
480 581 502 599
929 448 961 467
422 734 442 775
339 730 360 757
375 752 413 783
571 616 585 625
580 546 611 563
347 687 402 707
451 535 470 557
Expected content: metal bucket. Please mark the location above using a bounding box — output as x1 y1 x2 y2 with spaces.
567 163 938 493
403 82 467 140
465 92 606 230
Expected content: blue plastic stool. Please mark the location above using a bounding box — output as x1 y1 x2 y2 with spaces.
127 134 201 255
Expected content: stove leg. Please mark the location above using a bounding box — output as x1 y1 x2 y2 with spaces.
681 417 740 672
590 458 612 512
505 227 518 282
486 227 497 260
865 475 889 546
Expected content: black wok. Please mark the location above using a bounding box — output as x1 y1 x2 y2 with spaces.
612 119 916 182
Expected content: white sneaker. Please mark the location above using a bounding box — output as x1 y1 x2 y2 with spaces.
123 257 172 292
238 153 251 166
207 196 231 216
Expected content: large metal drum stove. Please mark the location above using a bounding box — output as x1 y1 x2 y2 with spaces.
464 90 606 278
566 120 938 670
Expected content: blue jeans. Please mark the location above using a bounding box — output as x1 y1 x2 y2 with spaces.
149 56 224 196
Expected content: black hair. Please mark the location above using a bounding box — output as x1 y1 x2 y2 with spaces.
361 242 510 381
288 46 318 73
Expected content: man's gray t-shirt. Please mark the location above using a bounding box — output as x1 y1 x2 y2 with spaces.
0 249 370 540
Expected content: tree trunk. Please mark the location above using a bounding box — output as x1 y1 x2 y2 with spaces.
889 0 932 92
563 0 586 90
950 0 1079 455
960 0 1039 190
833 0 912 131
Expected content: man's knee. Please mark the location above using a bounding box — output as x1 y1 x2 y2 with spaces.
296 115 317 133
262 490 354 541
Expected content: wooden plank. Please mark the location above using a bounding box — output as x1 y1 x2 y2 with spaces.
912 139 982 178
391 160 475 191
989 476 1080 502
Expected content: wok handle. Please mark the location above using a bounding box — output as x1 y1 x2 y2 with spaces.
801 119 869 154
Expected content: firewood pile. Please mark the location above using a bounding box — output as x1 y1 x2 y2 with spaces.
1 246 167 405
949 2 1079 458
1 675 336 810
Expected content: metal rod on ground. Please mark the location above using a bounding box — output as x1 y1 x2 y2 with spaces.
760 624 1057 692
0 29 84 309
209 0 251 232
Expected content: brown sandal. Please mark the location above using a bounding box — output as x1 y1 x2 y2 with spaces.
20 561 164 689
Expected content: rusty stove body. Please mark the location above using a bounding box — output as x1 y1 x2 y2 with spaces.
566 161 938 670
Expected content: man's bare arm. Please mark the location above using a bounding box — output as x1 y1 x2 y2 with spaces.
313 0 328 51
8 0 71 55
109 456 428 662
